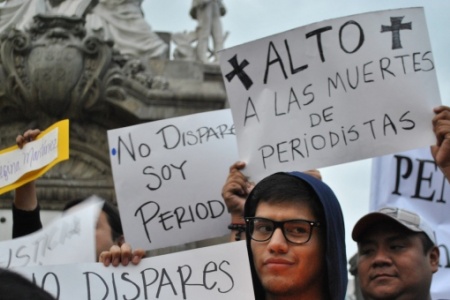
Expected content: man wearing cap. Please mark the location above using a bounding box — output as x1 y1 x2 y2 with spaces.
352 207 440 300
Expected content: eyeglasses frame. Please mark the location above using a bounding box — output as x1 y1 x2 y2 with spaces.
245 217 321 244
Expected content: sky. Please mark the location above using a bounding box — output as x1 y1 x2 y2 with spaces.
142 0 450 260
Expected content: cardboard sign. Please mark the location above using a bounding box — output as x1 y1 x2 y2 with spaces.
0 196 102 268
108 109 238 250
219 7 441 182
371 147 450 299
14 241 254 300
0 119 69 194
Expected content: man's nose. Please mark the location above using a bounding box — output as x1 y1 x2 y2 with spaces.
268 228 289 253
371 247 392 267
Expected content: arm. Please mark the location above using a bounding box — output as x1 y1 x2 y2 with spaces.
432 105 450 180
12 129 42 238
221 161 253 242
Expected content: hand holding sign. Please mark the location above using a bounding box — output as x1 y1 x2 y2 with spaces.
99 243 146 267
431 105 450 179
13 129 41 213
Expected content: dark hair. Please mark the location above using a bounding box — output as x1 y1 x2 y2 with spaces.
244 172 328 300
63 197 123 241
417 232 435 254
0 268 56 300
245 172 325 221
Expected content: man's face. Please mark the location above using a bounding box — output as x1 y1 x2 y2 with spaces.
251 200 325 298
95 211 116 260
357 222 439 300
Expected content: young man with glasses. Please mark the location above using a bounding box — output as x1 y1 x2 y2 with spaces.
222 167 347 300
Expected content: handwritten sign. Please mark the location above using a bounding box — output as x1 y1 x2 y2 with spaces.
14 241 254 300
0 196 102 268
370 147 450 299
0 119 69 194
219 7 441 182
108 109 238 250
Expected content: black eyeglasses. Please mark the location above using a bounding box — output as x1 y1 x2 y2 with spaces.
245 217 321 244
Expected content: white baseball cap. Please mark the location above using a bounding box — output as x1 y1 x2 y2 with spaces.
352 207 436 245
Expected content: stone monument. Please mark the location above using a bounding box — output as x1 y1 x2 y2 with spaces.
0 0 228 211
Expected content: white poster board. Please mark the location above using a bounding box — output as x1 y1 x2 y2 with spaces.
219 7 441 182
14 241 254 300
108 109 238 250
0 196 102 268
371 147 450 299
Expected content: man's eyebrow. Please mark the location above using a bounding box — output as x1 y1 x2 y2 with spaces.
357 239 375 246
385 233 410 243
358 233 409 244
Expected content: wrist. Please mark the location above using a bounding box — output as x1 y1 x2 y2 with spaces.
228 222 246 241
231 216 245 225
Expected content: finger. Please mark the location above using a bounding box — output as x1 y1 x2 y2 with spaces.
99 251 112 267
228 161 246 173
120 243 133 266
433 105 450 114
109 245 122 267
304 169 322 180
16 129 41 149
16 134 25 149
23 129 41 142
433 120 450 146
131 248 146 265
433 109 450 129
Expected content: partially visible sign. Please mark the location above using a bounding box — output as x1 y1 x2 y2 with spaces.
0 119 69 194
14 241 254 300
0 196 102 268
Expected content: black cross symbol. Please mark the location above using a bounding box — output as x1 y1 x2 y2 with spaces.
225 54 253 90
381 16 412 50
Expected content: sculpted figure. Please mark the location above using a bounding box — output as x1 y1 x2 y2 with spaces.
190 0 226 63
0 0 46 32
1 0 168 59
0 0 93 32
85 0 169 59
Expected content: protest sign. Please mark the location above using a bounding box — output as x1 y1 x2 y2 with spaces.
0 196 102 268
107 109 238 250
14 240 254 300
0 119 69 194
219 7 441 182
370 147 450 299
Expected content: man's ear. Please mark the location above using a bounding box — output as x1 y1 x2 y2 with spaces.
428 246 440 273
116 235 125 247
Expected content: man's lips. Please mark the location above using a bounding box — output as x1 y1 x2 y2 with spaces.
263 258 294 266
370 273 396 280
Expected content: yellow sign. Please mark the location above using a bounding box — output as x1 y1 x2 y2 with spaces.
0 120 69 195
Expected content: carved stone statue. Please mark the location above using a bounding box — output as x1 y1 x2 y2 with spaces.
0 0 93 32
86 0 169 59
0 0 46 32
190 0 226 63
0 0 169 59
172 30 197 61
